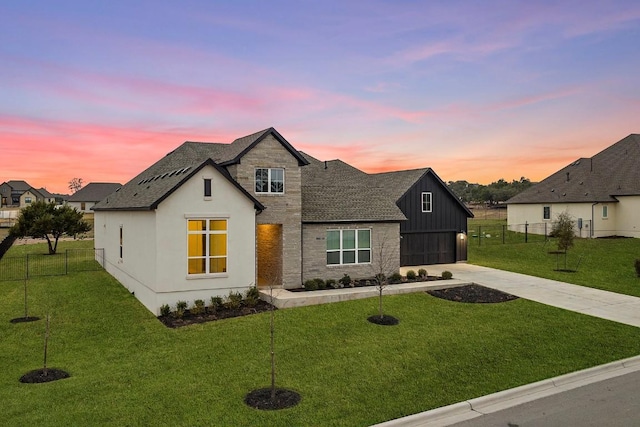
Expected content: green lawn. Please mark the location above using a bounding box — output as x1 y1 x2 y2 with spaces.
468 219 640 297
3 243 640 426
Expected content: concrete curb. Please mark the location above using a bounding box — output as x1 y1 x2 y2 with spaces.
371 355 640 427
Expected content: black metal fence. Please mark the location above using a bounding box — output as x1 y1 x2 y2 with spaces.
469 221 593 245
0 248 104 282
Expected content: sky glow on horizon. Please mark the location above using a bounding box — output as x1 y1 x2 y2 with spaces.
1 1 639 194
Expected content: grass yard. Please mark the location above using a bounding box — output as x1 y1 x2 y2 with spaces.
468 219 640 298
3 243 640 426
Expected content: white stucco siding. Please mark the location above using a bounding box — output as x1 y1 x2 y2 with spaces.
94 210 159 310
613 196 640 237
153 164 257 307
507 203 597 237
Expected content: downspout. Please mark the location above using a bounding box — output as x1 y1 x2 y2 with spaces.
591 202 598 238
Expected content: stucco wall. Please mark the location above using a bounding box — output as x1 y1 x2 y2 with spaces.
507 203 617 238
68 201 96 213
302 222 400 284
228 134 303 288
95 164 258 314
612 196 640 237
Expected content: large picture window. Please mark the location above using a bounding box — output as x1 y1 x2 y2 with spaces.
327 229 371 265
187 219 227 275
421 192 432 212
255 168 284 194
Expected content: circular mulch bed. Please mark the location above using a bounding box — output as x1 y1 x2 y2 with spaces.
367 314 399 325
10 316 41 324
19 368 70 384
427 284 518 303
245 387 301 410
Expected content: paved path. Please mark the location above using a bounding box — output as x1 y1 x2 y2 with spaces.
407 263 640 328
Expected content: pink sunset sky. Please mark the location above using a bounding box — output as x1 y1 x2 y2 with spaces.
1 1 639 194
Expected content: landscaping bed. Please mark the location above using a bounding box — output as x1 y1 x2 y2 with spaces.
292 269 452 292
427 284 519 303
158 299 275 328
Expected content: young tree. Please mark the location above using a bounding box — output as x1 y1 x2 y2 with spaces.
370 231 399 325
10 201 91 254
68 178 83 194
551 210 575 270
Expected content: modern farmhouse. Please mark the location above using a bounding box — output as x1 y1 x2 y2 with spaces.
94 128 472 314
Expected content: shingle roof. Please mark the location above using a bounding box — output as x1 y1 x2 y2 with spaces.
37 188 55 198
507 134 640 204
300 152 411 222
68 183 123 203
6 180 32 191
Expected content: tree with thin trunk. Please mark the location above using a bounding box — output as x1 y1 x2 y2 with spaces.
369 231 399 325
551 210 575 270
10 201 91 254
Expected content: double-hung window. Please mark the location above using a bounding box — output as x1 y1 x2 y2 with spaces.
187 219 227 275
543 206 551 220
421 192 432 212
255 168 284 194
326 229 371 265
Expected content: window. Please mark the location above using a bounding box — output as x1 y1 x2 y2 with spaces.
255 168 284 194
602 205 608 219
204 178 212 198
543 206 551 220
119 226 123 260
25 197 32 204
187 219 227 275
81 202 86 210
326 229 371 265
421 192 432 212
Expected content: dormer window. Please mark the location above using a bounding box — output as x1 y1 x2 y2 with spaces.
255 168 284 194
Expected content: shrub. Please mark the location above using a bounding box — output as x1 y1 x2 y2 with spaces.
325 278 339 289
159 304 171 317
388 272 402 284
210 296 223 312
418 268 428 279
174 300 188 318
314 278 326 290
244 286 260 307
635 259 640 277
441 271 453 280
339 274 352 287
191 299 205 315
304 279 318 291
224 291 243 310
406 270 417 281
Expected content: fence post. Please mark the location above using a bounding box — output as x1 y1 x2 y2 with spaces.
26 254 29 280
478 226 481 246
545 222 547 239
525 222 528 243
65 249 68 275
502 225 506 244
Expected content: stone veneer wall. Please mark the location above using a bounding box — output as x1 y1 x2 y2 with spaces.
302 222 400 284
227 134 303 288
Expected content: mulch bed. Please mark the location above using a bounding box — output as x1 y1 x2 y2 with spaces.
158 300 275 328
427 284 518 303
19 368 70 383
290 276 445 292
244 387 301 410
367 314 399 326
10 316 41 324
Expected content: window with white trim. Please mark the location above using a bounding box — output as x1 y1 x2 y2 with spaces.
326 229 371 265
25 197 32 204
543 206 551 220
187 219 227 275
602 205 608 219
421 192 432 212
255 168 284 194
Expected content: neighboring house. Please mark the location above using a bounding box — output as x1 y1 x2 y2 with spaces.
507 134 640 238
94 128 472 314
67 182 122 213
0 180 33 207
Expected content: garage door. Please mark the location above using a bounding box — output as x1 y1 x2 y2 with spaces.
400 232 456 266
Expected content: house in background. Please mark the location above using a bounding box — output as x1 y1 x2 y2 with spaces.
507 134 640 238
67 182 122 213
94 128 472 314
0 180 57 207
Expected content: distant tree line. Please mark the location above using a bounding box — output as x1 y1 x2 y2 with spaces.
447 177 534 205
